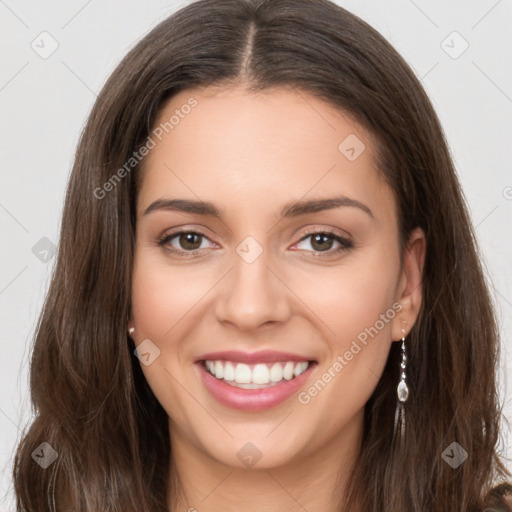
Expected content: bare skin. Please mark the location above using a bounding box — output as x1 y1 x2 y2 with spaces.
129 84 425 512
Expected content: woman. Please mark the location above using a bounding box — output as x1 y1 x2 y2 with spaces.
13 0 511 510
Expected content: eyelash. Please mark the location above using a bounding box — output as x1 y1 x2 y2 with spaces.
157 228 353 259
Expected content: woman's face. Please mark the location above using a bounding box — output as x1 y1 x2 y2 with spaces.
130 85 424 470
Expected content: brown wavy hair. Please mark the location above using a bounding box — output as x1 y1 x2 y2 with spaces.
13 0 511 510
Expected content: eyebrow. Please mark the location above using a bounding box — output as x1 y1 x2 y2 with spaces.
142 195 374 219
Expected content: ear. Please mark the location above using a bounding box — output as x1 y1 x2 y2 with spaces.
391 227 426 341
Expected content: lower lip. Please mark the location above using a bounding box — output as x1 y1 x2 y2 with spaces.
197 361 317 411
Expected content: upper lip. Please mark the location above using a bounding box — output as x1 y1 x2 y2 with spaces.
195 350 315 365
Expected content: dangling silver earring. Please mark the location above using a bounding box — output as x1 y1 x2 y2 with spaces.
393 326 409 445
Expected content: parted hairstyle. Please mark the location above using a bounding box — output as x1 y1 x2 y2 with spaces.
13 0 512 510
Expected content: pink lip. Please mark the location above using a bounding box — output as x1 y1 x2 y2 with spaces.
196 360 317 411
195 350 313 365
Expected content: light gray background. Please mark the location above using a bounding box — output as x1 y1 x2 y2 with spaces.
1 0 511 508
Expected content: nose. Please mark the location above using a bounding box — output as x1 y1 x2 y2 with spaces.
213 243 292 332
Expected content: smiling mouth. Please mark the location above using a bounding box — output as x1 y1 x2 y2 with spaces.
201 359 315 389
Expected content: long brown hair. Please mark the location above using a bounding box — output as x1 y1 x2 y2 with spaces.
13 0 511 510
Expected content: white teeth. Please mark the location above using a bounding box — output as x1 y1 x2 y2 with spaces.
283 362 294 380
234 363 252 384
223 361 235 381
269 363 283 382
252 364 270 384
204 359 311 385
294 361 309 377
214 361 224 379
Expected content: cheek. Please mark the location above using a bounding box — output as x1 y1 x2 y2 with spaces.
288 253 400 410
131 251 213 339
289 249 400 344
130 253 209 425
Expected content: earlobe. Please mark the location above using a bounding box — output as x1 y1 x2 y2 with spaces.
391 227 426 340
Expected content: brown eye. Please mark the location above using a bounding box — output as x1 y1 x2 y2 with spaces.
310 233 335 252
294 230 353 258
158 230 214 255
177 232 203 251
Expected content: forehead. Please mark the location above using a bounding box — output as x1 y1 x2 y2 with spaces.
146 84 377 170
136 85 395 224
